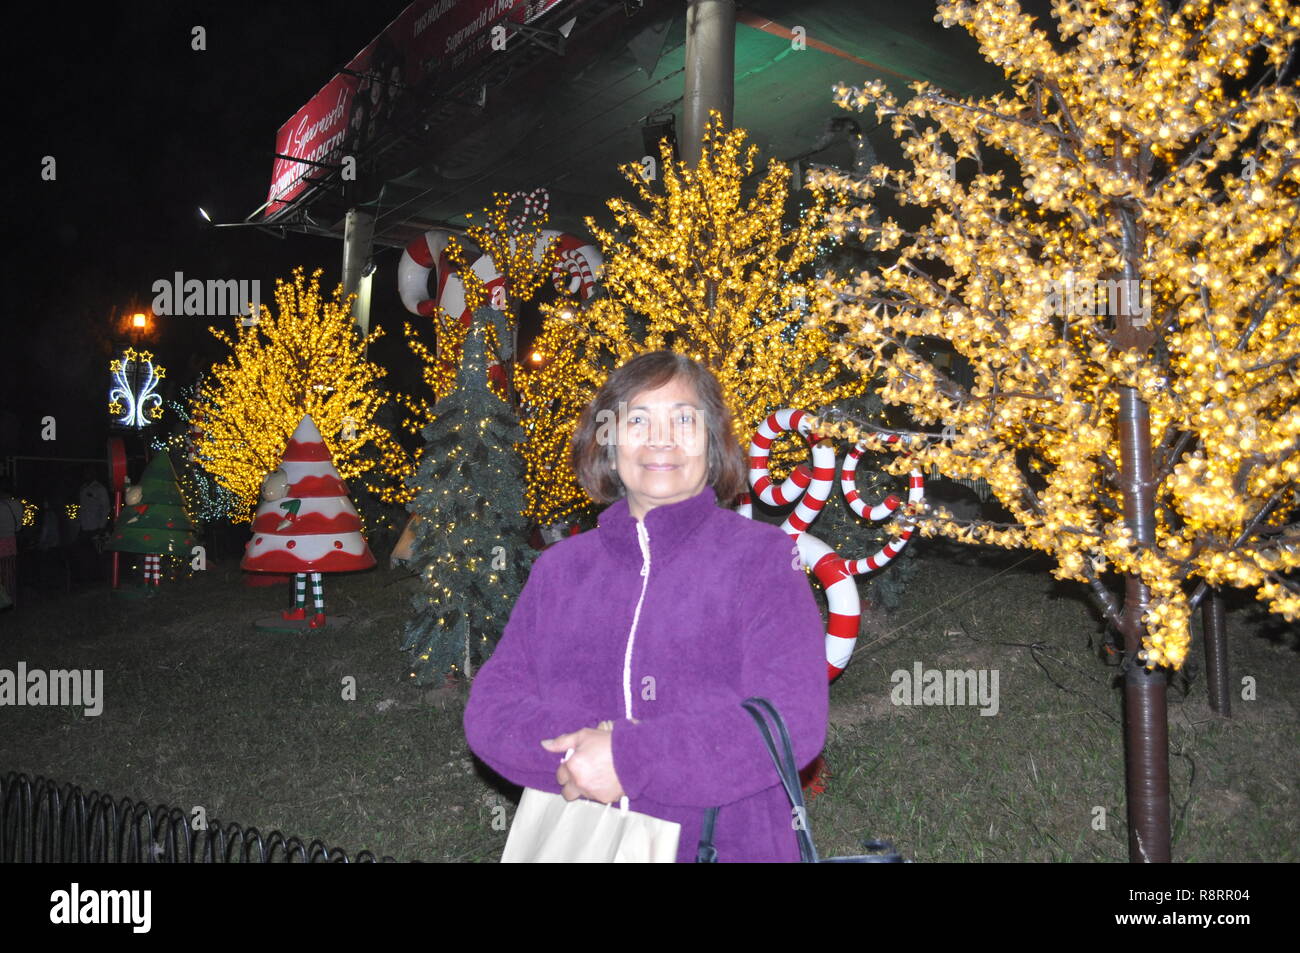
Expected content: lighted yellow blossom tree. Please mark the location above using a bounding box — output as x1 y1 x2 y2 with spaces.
517 301 640 526
518 115 870 525
809 0 1299 862
193 267 412 521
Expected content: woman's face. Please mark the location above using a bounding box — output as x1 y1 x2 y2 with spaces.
613 376 709 521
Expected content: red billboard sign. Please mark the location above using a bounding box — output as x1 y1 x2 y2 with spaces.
267 0 568 215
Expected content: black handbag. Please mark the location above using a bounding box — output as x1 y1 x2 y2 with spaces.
696 697 906 863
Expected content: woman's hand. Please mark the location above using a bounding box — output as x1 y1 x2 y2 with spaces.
542 726 626 804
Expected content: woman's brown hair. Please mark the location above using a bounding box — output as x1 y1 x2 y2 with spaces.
570 351 748 505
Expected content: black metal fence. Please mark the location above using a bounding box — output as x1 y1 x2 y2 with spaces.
1 772 396 863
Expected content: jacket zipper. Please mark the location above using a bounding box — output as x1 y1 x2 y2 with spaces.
616 520 652 812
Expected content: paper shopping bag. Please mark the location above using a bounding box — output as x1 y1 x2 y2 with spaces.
500 788 680 863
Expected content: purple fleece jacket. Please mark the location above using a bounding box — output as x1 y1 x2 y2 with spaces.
463 485 829 862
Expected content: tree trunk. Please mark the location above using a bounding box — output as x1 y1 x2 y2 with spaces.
506 302 520 410
1117 386 1170 862
1202 588 1231 717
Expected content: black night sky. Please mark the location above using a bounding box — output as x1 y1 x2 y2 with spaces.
2 0 1037 476
5 1 412 468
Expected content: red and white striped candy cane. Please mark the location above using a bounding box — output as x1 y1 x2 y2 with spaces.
397 228 463 318
838 440 926 575
537 230 603 299
744 409 859 679
797 533 862 674
741 409 925 679
747 408 822 508
505 188 550 235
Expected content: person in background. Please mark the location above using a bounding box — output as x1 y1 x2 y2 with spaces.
37 491 76 592
77 466 111 583
0 483 22 608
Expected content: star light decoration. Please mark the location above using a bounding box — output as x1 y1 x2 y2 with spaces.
108 347 167 429
191 267 413 522
807 0 1300 670
515 113 871 525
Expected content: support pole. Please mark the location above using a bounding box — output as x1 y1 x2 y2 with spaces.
342 209 375 337
1203 589 1231 717
107 437 126 590
110 490 121 590
682 0 736 166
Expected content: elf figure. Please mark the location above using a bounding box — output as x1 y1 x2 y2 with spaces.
124 484 158 585
106 453 196 590
241 415 375 629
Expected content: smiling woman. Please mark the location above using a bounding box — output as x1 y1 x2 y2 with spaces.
464 351 829 863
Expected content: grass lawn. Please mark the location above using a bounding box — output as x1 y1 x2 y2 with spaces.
1 545 1296 862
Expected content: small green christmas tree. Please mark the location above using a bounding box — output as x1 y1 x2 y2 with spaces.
107 451 197 587
401 308 535 684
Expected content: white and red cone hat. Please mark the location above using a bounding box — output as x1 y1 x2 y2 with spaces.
241 415 376 573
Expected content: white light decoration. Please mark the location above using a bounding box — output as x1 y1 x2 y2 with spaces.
109 348 167 429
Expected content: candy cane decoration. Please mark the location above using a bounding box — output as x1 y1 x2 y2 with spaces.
543 231 603 298
397 228 465 318
398 227 602 320
839 439 925 574
739 409 925 679
505 189 550 235
398 215 602 398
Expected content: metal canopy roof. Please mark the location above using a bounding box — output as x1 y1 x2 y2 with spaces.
263 0 1009 249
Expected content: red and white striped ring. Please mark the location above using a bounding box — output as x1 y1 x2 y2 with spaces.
748 409 823 507
838 440 925 574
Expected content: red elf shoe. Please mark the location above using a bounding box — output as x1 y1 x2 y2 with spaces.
281 607 307 621
308 613 327 629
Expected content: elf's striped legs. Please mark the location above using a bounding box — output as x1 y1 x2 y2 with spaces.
282 572 308 620
308 572 326 628
144 555 161 586
282 572 326 627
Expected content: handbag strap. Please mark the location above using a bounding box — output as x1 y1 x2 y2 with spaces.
696 806 719 863
744 698 819 863
696 697 819 863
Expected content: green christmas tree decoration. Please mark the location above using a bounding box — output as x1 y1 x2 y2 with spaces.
401 308 535 684
107 452 197 556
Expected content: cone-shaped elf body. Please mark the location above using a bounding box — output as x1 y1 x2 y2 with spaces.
241 415 376 573
107 452 197 555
